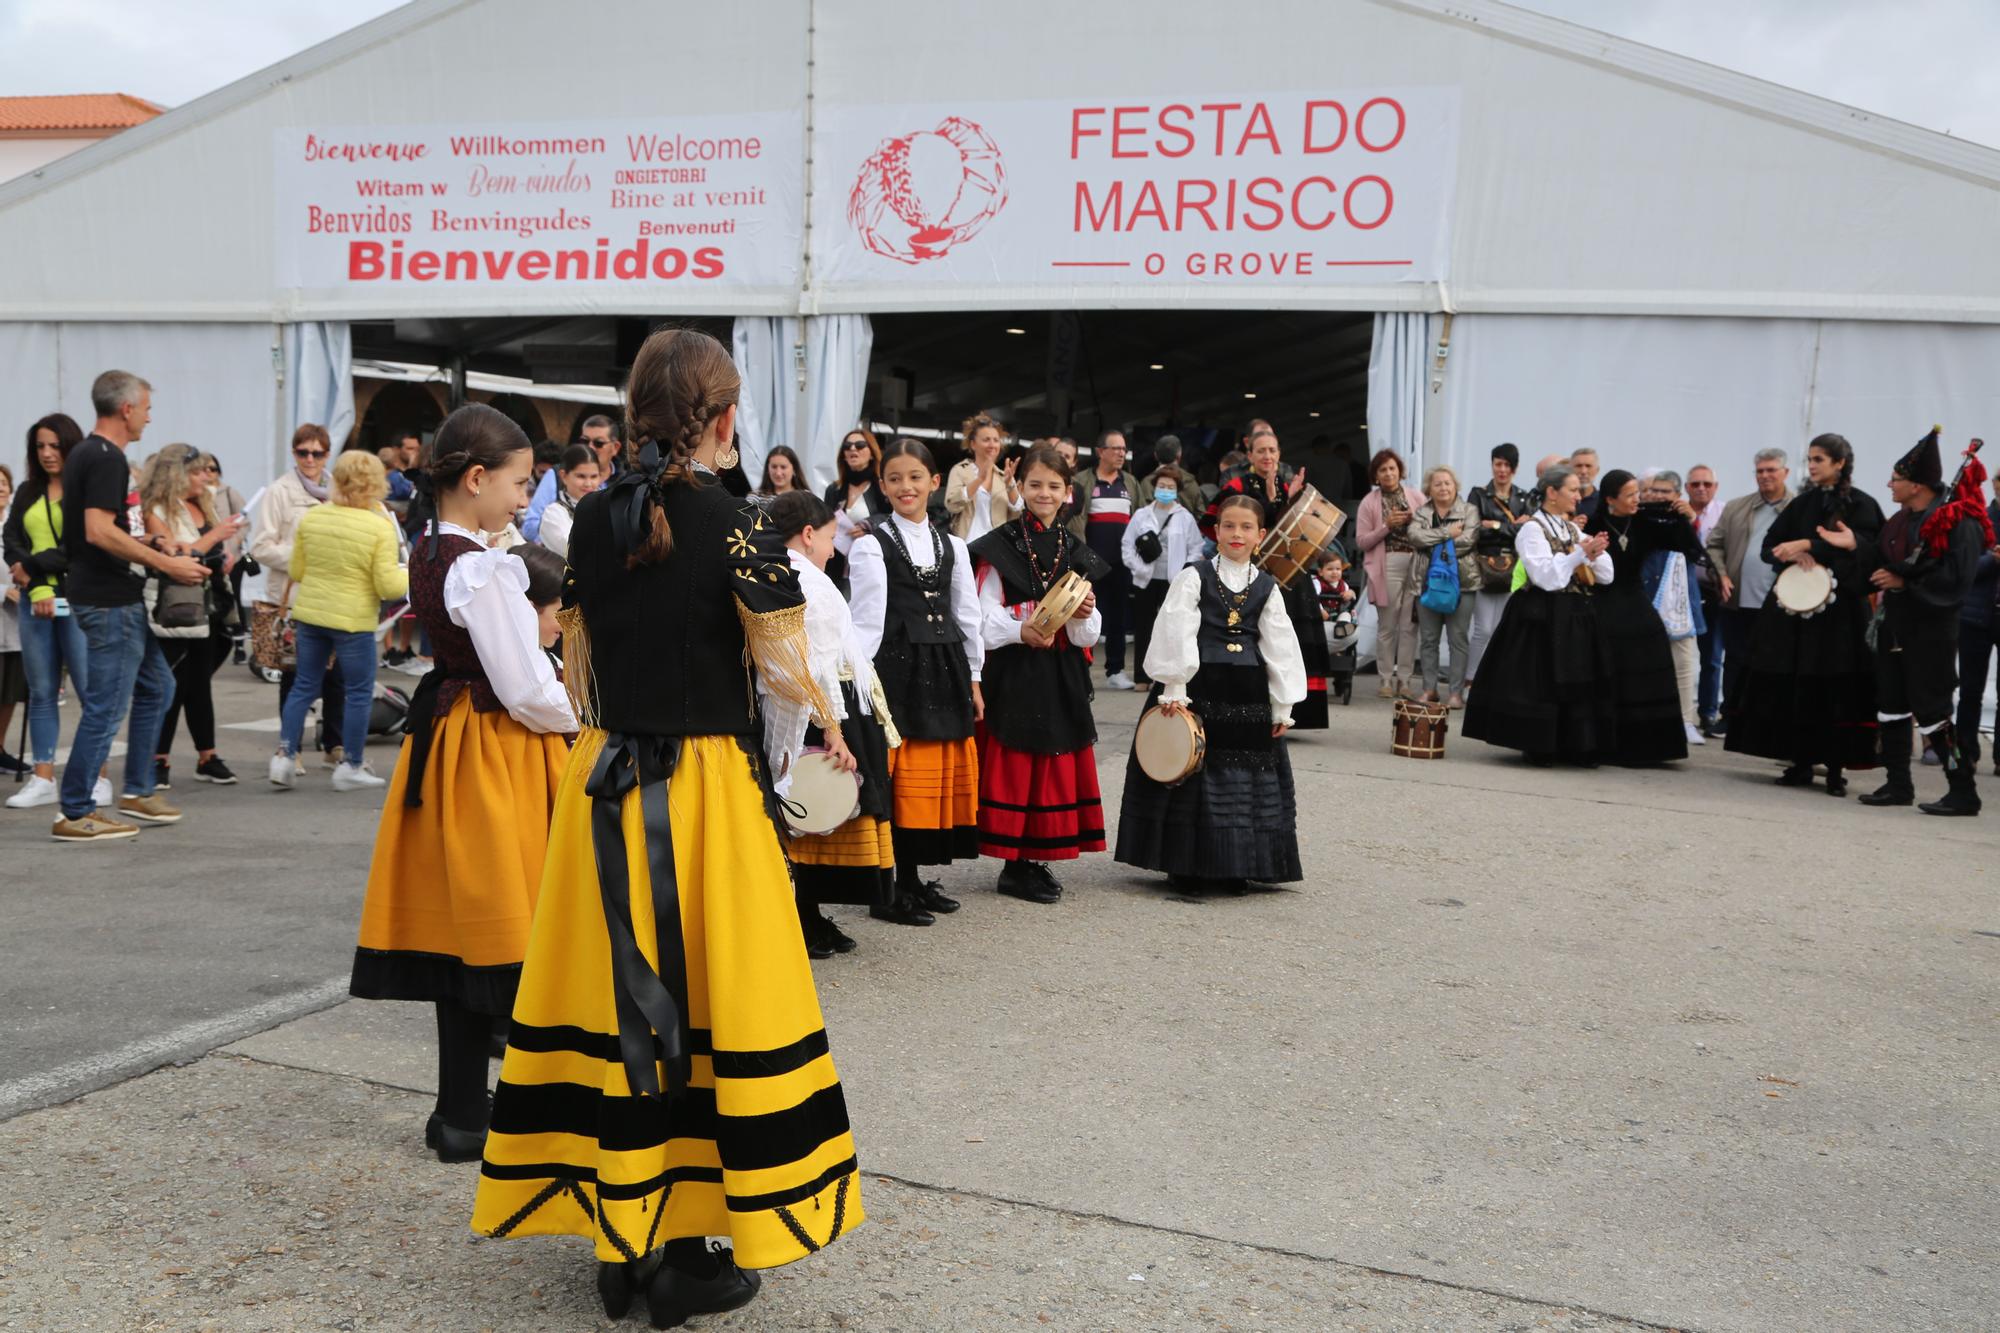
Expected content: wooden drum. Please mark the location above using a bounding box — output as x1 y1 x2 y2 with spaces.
1134 705 1207 787
1255 485 1349 587
1026 570 1092 638
1391 697 1449 760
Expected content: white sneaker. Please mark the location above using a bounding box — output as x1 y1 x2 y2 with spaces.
392 657 434 677
1684 723 1707 746
1104 672 1136 691
331 762 386 792
92 776 113 807
269 752 301 789
6 775 58 809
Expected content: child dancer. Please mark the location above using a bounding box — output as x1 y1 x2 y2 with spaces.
1115 494 1305 894
847 438 984 925
968 443 1106 903
762 490 900 955
511 541 567 673
350 403 576 1162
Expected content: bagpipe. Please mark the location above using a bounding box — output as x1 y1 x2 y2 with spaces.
1919 435 1994 557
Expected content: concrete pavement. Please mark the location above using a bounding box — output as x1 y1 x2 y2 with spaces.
1 666 1994 1330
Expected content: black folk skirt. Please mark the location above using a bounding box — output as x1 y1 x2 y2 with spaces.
789 679 896 908
1592 586 1689 764
1114 665 1301 883
1725 595 1879 769
1461 586 1618 764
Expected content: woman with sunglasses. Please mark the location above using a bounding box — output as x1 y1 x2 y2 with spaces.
250 424 350 765
820 428 891 586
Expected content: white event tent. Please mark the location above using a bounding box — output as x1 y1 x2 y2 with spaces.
1 0 1997 498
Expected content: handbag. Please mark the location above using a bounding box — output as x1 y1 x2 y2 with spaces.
152 574 210 630
1419 538 1461 615
250 583 299 672
1476 492 1518 591
1133 527 1163 563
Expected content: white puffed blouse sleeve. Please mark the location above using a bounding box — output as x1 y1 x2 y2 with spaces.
846 534 887 661
1256 572 1307 726
1518 516 1614 592
443 546 577 734
1143 564 1206 705
758 555 851 796
946 533 985 681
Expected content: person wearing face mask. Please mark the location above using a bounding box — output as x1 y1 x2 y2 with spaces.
1122 464 1204 685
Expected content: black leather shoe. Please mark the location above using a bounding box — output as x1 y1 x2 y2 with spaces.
997 865 1060 904
1919 792 1982 817
423 1114 486 1163
647 1242 761 1329
598 1255 661 1320
870 898 935 927
803 926 835 960
1824 775 1848 798
1858 784 1914 807
1775 764 1813 787
914 880 961 914
824 918 859 953
1026 862 1065 897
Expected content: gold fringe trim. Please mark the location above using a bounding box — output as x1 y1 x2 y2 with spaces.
556 604 599 729
865 671 903 749
736 600 838 731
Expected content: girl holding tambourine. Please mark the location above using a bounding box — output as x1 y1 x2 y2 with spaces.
1115 493 1306 894
968 443 1108 904
760 490 899 956
847 438 985 926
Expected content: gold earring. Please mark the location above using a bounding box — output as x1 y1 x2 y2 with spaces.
715 438 739 470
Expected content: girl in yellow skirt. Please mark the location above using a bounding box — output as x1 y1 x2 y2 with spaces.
471 330 864 1327
351 403 576 1163
846 438 985 926
758 490 901 957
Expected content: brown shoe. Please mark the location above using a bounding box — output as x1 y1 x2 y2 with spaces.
116 793 183 825
51 813 141 843
1446 693 1465 710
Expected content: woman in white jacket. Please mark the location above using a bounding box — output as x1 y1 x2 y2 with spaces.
1120 464 1203 684
249 424 349 766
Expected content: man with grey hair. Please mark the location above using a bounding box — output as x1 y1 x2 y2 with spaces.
54 370 210 842
1685 463 1727 733
1642 470 1708 744
1705 447 1793 724
1571 447 1602 521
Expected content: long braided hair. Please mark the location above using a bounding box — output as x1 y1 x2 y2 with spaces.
621 328 742 567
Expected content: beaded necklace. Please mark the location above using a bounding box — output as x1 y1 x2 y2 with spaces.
882 512 952 622
1018 515 1067 595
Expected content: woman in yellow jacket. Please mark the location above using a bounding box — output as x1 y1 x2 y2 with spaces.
273 450 408 792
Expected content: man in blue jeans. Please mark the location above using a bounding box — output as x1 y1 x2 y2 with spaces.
54 370 210 843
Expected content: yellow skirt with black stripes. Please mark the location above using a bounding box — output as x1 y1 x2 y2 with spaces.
471 728 864 1268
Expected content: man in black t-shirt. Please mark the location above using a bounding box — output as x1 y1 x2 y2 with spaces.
54 370 209 842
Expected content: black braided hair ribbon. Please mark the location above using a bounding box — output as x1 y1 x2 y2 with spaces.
607 441 667 561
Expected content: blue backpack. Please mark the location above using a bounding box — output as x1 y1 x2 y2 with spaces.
1420 539 1461 615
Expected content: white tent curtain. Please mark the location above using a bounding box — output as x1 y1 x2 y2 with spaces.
1366 312 1432 477
733 314 873 491
731 315 803 486
801 314 873 492
282 321 355 454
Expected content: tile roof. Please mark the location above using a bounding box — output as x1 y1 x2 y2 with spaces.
0 93 164 133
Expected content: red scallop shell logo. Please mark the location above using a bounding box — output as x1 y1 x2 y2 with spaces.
847 117 1008 265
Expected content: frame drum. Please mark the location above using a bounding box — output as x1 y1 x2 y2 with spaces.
1255 485 1349 587
784 748 862 836
1773 564 1835 618
1025 570 1092 638
1134 705 1207 786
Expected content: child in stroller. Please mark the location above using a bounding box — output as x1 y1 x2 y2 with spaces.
1315 550 1361 706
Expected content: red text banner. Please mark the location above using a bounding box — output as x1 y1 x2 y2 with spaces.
813 88 1457 288
274 115 803 295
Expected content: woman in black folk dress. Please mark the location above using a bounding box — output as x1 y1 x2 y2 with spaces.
1461 464 1618 766
1115 495 1306 894
1724 434 1884 796
1582 470 1694 765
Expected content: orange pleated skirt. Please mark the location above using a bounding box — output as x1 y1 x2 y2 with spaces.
351 693 571 1013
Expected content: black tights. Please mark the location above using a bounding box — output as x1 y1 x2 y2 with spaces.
433 999 495 1131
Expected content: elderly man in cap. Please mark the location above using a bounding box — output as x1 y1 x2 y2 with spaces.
1823 429 1987 815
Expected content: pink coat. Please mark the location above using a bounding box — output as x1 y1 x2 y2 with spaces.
1353 483 1427 608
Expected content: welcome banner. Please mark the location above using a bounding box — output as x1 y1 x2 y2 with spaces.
273 114 804 297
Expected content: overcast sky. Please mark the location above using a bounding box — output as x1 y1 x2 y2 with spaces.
2 0 1996 149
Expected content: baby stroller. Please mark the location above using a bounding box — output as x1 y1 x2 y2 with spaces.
314 679 412 751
